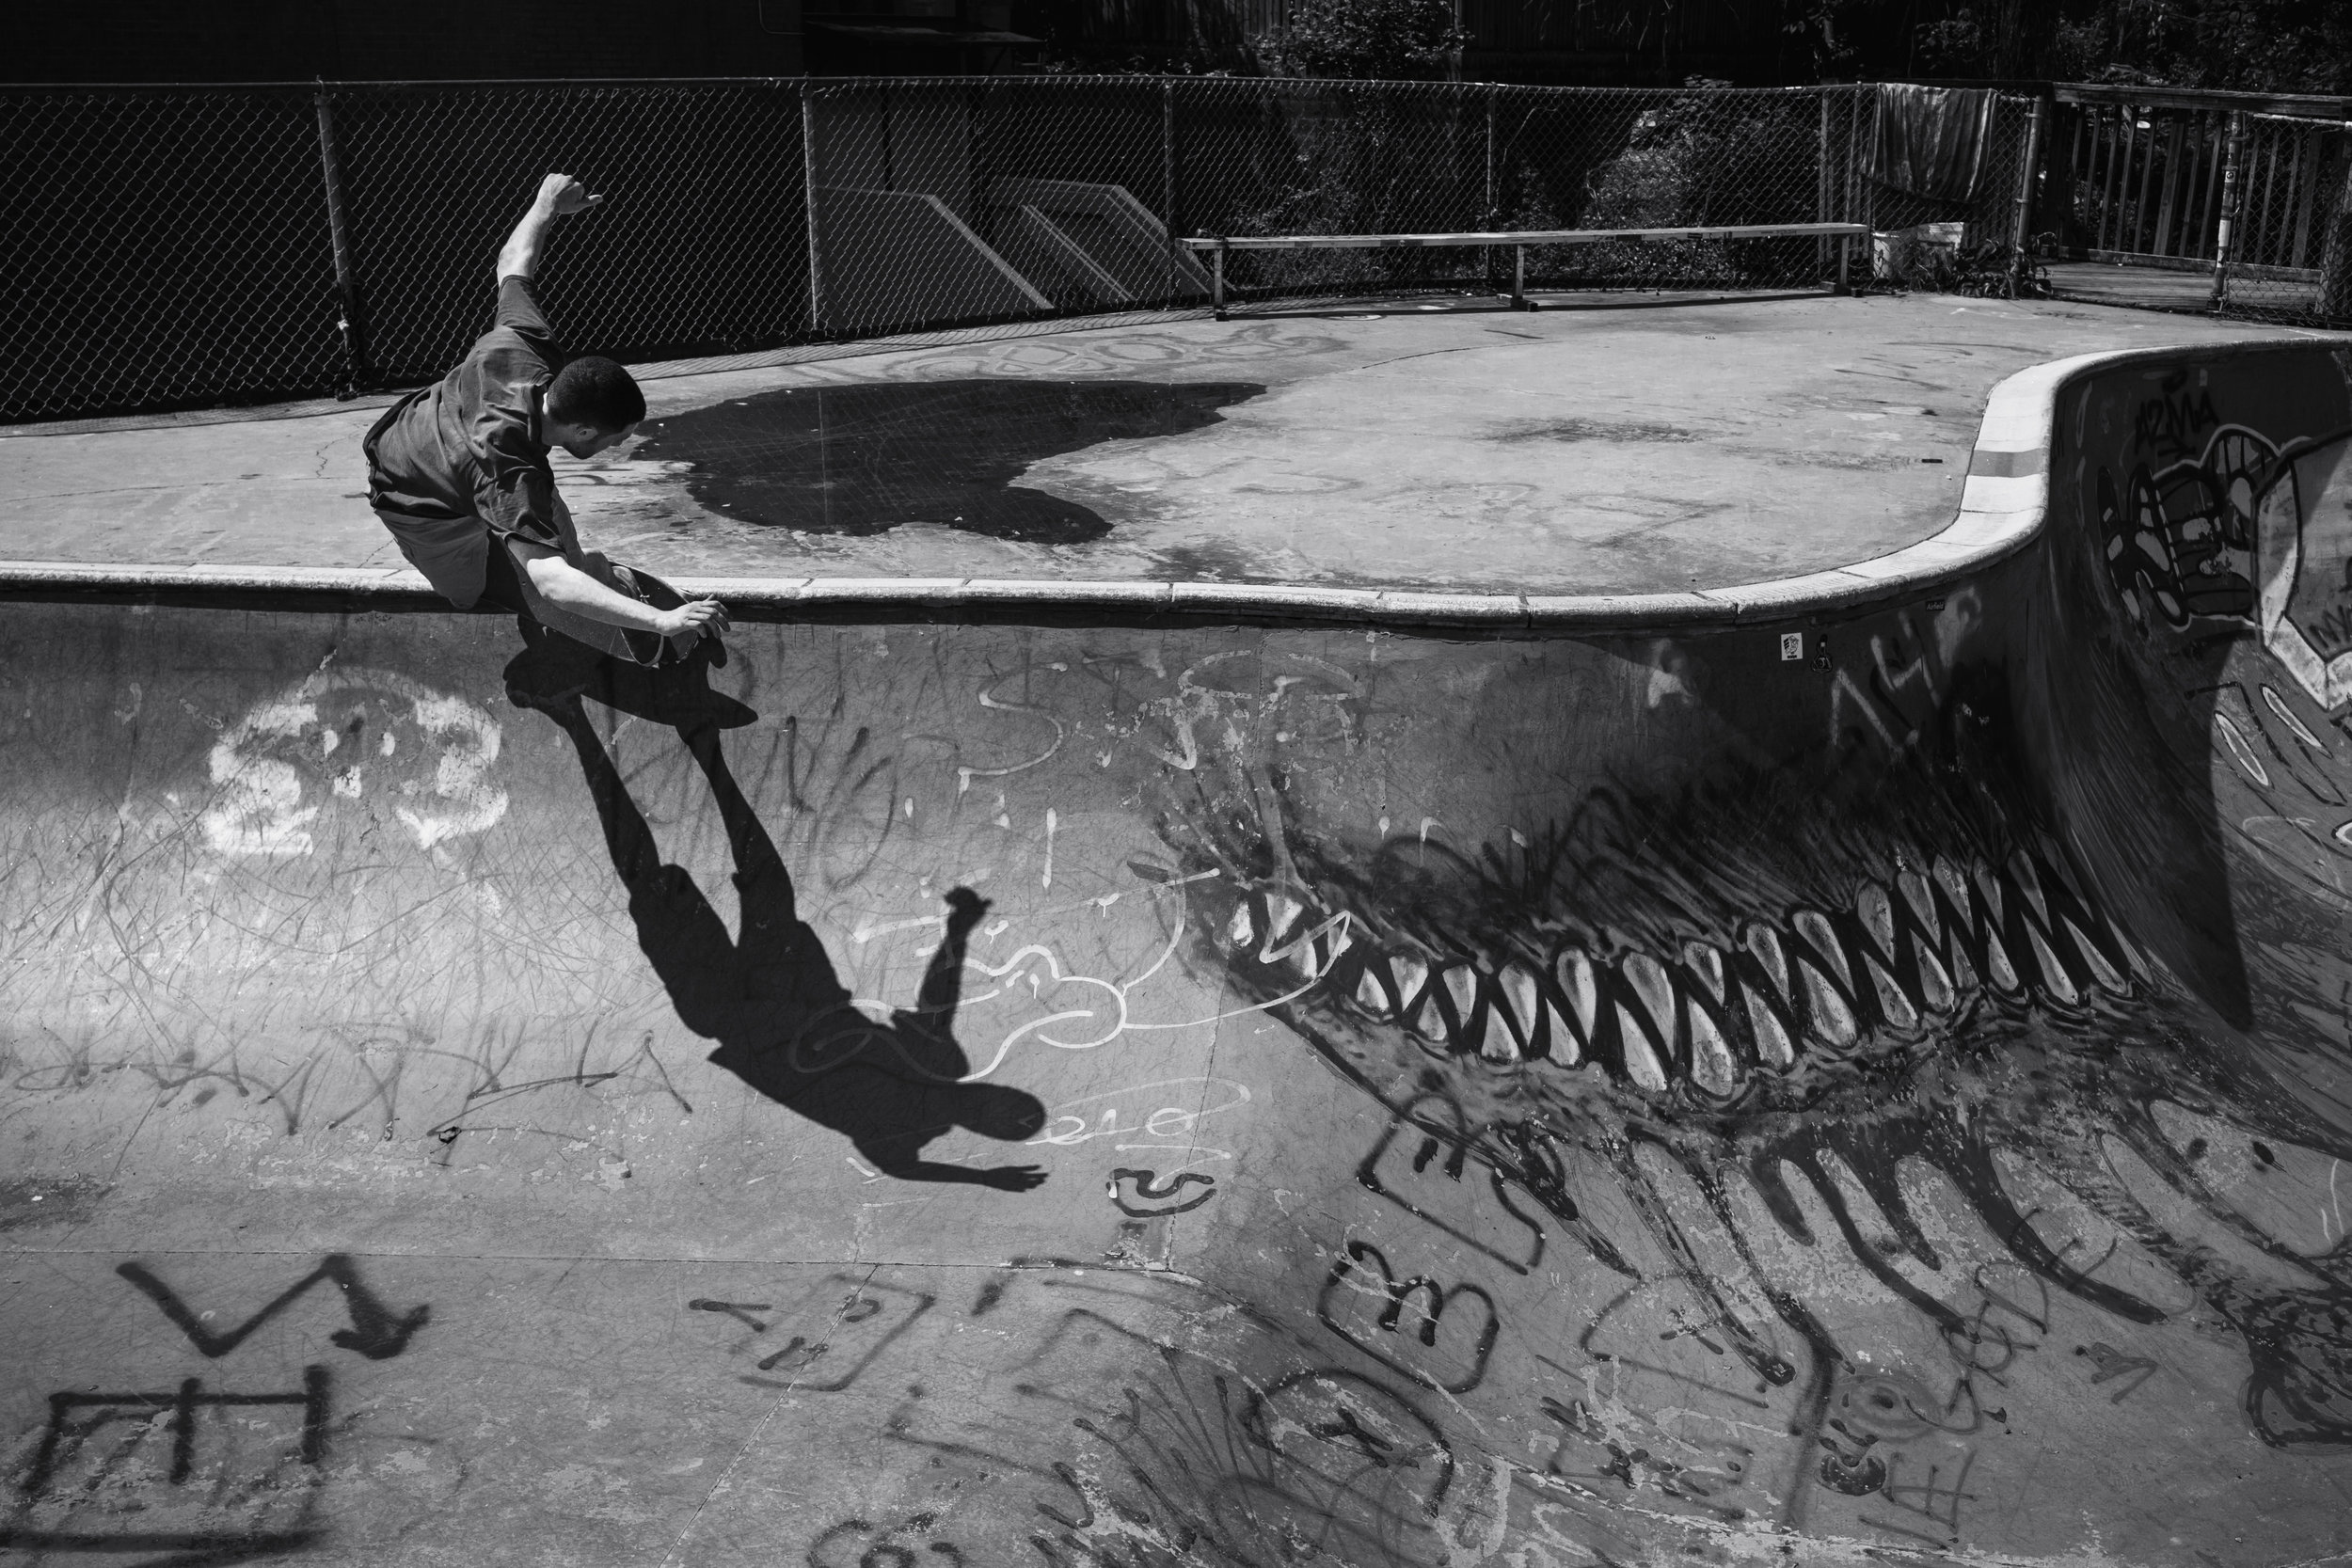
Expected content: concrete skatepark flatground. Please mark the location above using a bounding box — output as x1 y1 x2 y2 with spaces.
0 293 2306 593
8 303 2352 1567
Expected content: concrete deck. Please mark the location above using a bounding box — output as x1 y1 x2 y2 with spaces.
2047 260 2325 320
1 293 2326 597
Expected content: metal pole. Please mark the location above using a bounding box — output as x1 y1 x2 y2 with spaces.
1163 80 1178 308
1818 90 1831 275
1854 85 1874 236
1485 84 1498 291
802 81 825 337
1513 244 1525 309
2010 95 2048 298
1838 232 1851 293
1484 86 1497 221
311 86 369 397
2212 110 2246 311
1212 244 1227 319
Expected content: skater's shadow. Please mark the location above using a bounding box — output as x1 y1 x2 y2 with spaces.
506 630 1048 1191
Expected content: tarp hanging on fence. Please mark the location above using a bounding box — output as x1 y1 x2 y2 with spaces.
1869 84 1995 200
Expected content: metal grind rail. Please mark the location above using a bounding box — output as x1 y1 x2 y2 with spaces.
1184 221 1871 314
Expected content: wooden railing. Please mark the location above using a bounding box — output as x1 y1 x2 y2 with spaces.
2047 82 2352 317
2057 96 2235 263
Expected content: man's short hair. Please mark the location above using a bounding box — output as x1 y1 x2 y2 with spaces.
547 356 644 433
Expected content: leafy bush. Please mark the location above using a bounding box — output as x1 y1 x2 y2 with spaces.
1502 87 1823 288
1877 232 2049 297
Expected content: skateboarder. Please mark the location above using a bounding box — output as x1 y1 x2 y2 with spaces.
363 172 727 663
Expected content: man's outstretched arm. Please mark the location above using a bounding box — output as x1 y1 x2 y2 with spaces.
496 172 600 283
507 538 730 640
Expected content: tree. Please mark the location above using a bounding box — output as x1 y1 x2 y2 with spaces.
1778 0 2352 91
2051 0 2352 95
1254 0 1467 80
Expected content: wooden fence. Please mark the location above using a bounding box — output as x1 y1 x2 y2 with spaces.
2048 82 2352 318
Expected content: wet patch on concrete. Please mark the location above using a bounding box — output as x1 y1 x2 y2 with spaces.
634 379 1264 546
0 1175 110 1230
1491 418 1703 444
1763 447 1928 471
1150 539 1312 583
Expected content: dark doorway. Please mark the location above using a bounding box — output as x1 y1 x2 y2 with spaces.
633 378 1264 544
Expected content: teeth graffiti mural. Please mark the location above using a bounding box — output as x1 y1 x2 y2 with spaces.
1193 846 2141 1100
1139 345 2352 1545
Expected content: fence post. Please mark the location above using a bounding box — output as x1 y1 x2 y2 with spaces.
2211 110 2246 311
1818 90 1832 276
1847 85 1870 245
1485 85 1498 219
1485 84 1499 291
802 80 826 338
311 85 370 398
1163 80 1178 308
2010 94 2048 298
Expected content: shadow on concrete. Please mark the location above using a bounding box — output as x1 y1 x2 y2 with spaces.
504 630 1048 1191
632 378 1263 545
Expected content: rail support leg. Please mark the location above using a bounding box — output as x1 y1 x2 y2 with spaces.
1837 232 1851 295
1512 245 1527 310
1213 245 1227 321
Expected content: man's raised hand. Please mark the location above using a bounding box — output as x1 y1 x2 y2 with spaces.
539 173 603 216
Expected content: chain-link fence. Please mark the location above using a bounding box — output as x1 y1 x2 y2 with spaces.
4 75 2046 423
332 83 814 383
2220 111 2350 322
1204 84 1850 302
1 86 343 421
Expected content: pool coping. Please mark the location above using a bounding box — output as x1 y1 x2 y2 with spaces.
0 339 2314 629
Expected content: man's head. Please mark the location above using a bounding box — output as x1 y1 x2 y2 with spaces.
544 356 644 458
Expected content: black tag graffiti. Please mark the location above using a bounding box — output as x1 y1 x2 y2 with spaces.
116 1255 429 1360
1107 1167 1218 1216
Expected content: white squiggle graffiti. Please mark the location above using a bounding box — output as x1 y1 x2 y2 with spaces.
953 901 1344 1083
202 667 507 857
1025 1075 1254 1170
956 942 1132 1080
955 673 1067 794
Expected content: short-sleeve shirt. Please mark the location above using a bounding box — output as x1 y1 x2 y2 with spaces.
363 277 581 606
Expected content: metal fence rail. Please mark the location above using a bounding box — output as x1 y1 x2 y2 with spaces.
7 75 2044 423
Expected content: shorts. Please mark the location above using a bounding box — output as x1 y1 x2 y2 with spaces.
369 506 537 614
476 531 529 615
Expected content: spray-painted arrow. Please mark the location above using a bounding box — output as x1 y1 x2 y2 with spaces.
116 1254 430 1360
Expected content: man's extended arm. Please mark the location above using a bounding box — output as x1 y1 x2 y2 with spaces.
495 173 600 283
507 538 730 641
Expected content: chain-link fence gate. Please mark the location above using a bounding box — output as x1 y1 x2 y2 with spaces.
5 76 2050 424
